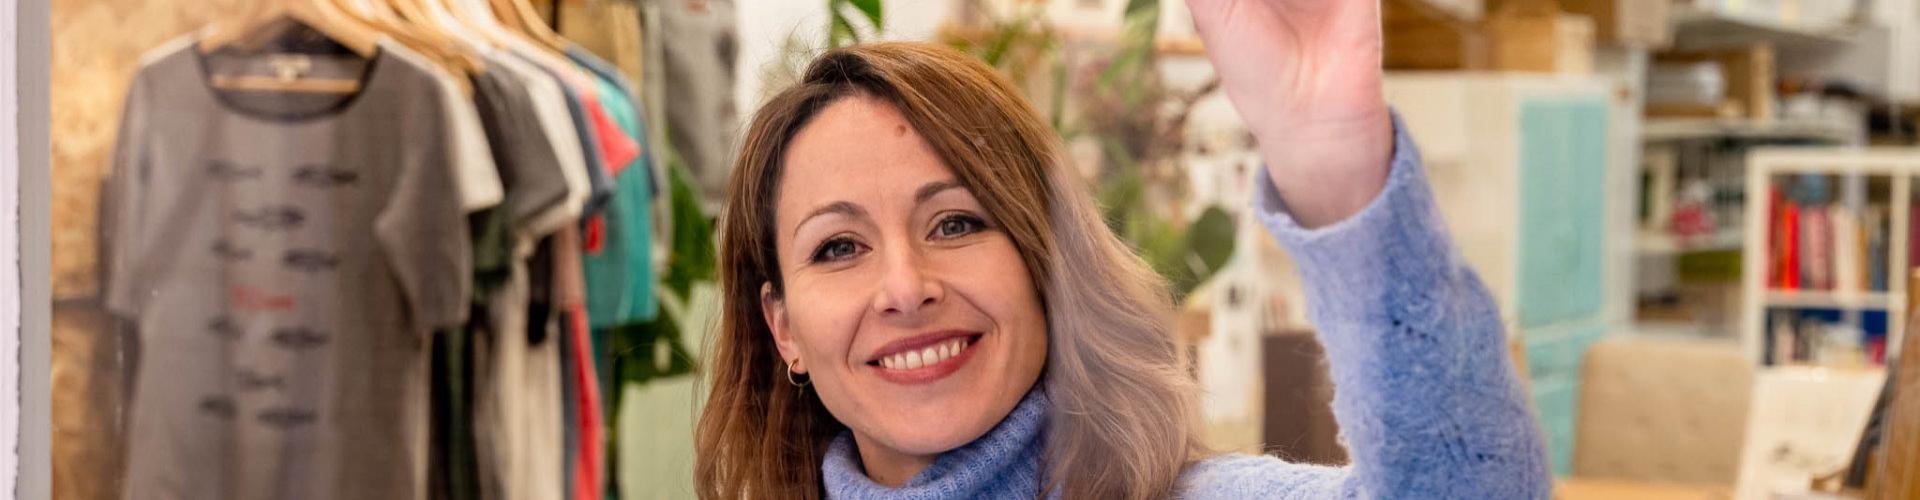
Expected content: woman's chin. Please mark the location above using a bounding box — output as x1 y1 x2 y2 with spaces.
865 419 996 457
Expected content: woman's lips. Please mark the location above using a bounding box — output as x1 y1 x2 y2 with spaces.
867 333 982 385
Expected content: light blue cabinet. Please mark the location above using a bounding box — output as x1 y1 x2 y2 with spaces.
1519 100 1611 329
1385 75 1620 475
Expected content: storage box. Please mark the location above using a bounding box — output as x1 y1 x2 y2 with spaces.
1558 0 1672 49
1486 11 1596 74
1385 0 1491 70
1651 44 1777 120
1387 0 1595 74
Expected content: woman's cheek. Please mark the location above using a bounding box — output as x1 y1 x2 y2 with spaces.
785 275 866 367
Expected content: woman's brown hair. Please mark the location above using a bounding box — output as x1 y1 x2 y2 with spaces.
698 42 1204 499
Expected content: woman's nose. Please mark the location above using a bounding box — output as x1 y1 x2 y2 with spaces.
872 246 943 317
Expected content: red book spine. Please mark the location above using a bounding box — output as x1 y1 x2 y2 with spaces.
1770 187 1784 288
1910 202 1920 273
1783 199 1801 290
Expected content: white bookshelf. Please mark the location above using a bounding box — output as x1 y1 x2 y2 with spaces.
1740 147 1920 367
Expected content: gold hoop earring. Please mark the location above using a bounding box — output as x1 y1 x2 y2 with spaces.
785 359 810 388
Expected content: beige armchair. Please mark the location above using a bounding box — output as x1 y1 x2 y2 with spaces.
1574 336 1754 486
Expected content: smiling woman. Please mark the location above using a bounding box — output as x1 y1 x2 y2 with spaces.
699 42 1201 498
698 1 1554 498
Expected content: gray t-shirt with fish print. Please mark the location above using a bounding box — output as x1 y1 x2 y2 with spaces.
103 36 470 500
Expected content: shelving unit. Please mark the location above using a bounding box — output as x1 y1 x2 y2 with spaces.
1740 147 1920 367
1762 290 1902 310
1642 117 1862 143
1633 116 1862 336
1636 229 1743 255
1668 3 1855 51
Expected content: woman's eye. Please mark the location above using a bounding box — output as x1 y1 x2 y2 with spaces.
811 238 864 263
932 214 986 240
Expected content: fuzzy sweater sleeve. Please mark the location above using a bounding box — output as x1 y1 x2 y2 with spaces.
1178 114 1552 499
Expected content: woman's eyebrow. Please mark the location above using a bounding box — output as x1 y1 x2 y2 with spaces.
794 201 867 239
915 180 964 205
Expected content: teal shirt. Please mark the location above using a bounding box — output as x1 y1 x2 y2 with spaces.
581 75 659 327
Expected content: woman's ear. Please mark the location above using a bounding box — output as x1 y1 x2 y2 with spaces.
761 282 805 373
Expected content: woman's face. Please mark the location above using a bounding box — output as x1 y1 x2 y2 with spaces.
763 95 1049 473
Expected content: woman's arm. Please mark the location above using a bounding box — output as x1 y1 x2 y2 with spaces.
1182 0 1552 498
1180 116 1552 498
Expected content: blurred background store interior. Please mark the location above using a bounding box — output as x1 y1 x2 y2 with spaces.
44 0 1920 498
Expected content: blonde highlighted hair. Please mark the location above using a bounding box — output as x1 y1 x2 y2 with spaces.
697 42 1205 499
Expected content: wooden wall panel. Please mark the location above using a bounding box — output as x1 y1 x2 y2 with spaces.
50 2 246 498
50 0 249 300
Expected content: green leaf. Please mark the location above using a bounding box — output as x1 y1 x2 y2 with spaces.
1124 0 1158 17
828 10 855 48
826 0 883 48
983 21 1022 66
610 299 698 387
1186 205 1236 280
662 158 716 299
845 0 884 30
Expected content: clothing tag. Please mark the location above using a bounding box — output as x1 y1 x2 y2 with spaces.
266 54 313 82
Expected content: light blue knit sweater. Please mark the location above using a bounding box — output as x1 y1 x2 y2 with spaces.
821 118 1553 499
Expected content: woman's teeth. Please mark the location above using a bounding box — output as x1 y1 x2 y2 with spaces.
878 337 970 370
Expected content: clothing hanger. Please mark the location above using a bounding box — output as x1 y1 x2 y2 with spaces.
207 75 366 94
408 0 487 45
384 0 467 46
330 0 484 77
494 0 569 51
454 0 572 63
199 0 381 94
437 0 520 50
201 0 380 57
351 0 406 23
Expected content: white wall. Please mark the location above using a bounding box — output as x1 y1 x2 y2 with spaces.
734 0 959 113
2 0 22 493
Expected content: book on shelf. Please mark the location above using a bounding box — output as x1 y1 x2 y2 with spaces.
1832 206 1862 294
1770 186 1802 289
1868 205 1889 292
1765 178 1897 295
1911 201 1920 276
1764 309 1882 367
1802 206 1832 290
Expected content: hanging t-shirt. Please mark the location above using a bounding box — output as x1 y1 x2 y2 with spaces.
451 52 582 500
510 49 621 219
571 75 640 180
649 0 738 198
468 50 577 500
548 225 594 500
571 62 655 500
489 52 591 249
577 72 658 329
474 255 565 500
466 55 574 285
104 37 477 500
566 45 657 198
443 70 506 214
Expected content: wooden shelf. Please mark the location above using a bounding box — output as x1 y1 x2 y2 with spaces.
1762 290 1902 310
1637 230 1745 255
1642 118 1860 143
1670 5 1855 51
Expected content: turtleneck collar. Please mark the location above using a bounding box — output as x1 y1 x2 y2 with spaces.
820 388 1052 499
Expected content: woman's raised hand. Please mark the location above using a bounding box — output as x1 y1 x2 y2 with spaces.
1186 0 1393 227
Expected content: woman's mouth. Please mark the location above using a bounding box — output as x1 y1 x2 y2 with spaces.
866 333 982 385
